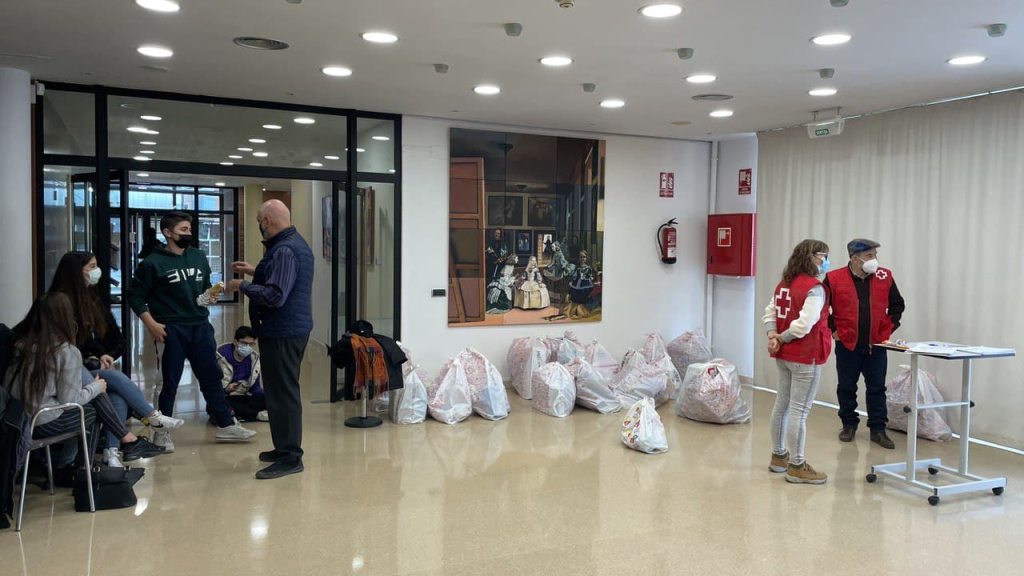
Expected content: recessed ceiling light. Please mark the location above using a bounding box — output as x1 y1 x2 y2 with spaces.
138 186 148 190
233 37 290 51
137 45 174 58
238 147 253 152
140 141 157 145
127 126 150 133
262 124 282 130
228 155 243 159
809 88 838 96
540 56 573 67
388 169 396 173
253 152 269 157
686 74 717 84
361 32 399 44
249 138 266 144
356 148 366 153
324 155 340 160
639 4 684 18
322 66 353 77
309 162 323 167
294 117 316 125
474 85 501 95
140 115 162 121
372 136 390 141
220 161 234 166
710 109 734 118
139 150 155 155
948 55 986 66
811 34 852 46
599 99 625 109
135 0 180 13
134 156 152 161
215 182 226 187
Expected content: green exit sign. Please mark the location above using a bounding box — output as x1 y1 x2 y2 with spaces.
815 127 831 136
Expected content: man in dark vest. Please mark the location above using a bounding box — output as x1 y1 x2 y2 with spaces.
226 200 313 479
824 238 906 449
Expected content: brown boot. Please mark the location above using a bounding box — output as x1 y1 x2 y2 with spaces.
769 451 789 473
838 426 856 442
785 461 828 485
871 430 896 449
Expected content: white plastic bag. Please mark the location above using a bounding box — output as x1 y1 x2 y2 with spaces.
676 359 751 424
613 361 671 408
584 340 619 381
531 362 576 417
666 328 713 376
391 371 428 425
507 337 550 400
567 358 621 414
643 334 684 400
371 392 389 413
886 365 952 441
621 398 668 454
455 348 510 420
428 358 473 425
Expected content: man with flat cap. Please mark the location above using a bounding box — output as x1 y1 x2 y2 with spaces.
824 239 906 448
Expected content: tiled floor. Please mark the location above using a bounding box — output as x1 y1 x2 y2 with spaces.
4 305 1024 575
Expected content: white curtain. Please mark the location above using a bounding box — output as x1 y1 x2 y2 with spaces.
756 90 1024 449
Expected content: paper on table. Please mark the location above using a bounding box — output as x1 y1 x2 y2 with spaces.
907 342 969 356
956 346 1017 356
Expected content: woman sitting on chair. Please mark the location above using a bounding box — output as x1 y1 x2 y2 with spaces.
2 293 165 466
49 251 183 467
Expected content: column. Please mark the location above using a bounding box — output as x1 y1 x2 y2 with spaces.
0 67 33 323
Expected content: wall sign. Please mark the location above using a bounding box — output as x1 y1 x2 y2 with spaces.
717 227 732 248
739 168 752 195
659 172 675 198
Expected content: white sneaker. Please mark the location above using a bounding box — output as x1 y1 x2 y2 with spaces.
103 447 124 468
153 429 175 453
149 410 185 430
216 419 257 442
256 410 269 422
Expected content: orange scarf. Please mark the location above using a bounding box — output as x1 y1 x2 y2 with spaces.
350 334 389 397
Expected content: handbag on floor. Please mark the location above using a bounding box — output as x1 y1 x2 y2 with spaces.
73 466 145 512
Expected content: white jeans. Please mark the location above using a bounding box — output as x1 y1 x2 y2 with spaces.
770 359 822 465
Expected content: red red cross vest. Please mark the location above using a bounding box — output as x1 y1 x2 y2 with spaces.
826 266 894 350
771 274 832 364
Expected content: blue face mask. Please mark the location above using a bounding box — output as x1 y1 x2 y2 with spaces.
236 344 254 357
817 257 830 275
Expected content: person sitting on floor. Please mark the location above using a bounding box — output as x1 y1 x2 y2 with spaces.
216 326 268 422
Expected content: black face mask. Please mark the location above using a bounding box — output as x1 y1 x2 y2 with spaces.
175 234 193 248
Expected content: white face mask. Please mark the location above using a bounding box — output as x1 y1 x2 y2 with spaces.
86 268 103 286
860 258 879 274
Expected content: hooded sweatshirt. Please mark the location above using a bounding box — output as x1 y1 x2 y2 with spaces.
127 245 213 325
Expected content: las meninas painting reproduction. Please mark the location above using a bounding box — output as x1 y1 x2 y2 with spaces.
448 128 605 326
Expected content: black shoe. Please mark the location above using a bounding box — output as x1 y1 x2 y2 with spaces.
871 431 896 449
838 427 857 442
255 460 304 480
121 437 167 461
259 450 289 463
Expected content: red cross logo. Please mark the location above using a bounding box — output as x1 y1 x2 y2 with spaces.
875 270 888 281
775 288 792 319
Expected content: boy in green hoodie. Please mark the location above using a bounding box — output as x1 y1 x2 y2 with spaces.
127 211 256 451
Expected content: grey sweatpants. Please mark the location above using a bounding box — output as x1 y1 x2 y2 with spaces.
770 359 822 465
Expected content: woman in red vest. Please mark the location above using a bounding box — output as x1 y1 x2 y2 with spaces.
763 239 832 485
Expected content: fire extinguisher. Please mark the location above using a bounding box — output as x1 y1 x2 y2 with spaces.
657 218 678 264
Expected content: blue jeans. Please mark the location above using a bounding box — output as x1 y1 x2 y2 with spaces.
159 323 234 427
82 367 156 449
835 344 889 431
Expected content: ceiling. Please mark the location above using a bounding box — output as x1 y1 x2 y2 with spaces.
3 1 1023 140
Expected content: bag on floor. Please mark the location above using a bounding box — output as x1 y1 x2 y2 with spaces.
886 365 952 441
621 397 668 454
455 349 510 420
567 357 621 414
676 360 751 424
554 331 586 364
371 392 390 413
531 362 576 417
666 329 713 376
428 358 473 425
391 370 428 425
612 360 671 408
584 340 619 381
508 337 551 400
643 333 684 400
619 349 647 373
73 466 145 512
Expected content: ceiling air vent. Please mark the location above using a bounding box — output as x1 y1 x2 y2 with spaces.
233 37 290 50
692 94 733 102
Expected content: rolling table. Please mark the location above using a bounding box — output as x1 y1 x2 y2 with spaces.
866 342 1016 505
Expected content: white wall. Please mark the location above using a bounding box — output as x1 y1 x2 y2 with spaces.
711 136 758 377
401 116 711 378
0 68 33 322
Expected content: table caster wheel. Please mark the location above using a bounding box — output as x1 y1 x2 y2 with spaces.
928 467 939 475
993 487 1004 496
866 473 877 483
928 496 940 506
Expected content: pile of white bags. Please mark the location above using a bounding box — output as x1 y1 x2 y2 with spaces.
454 348 510 421
621 398 668 454
551 331 586 365
642 334 684 400
566 357 621 414
612 349 672 407
666 328 713 376
886 365 953 441
676 359 751 424
507 337 551 400
428 358 473 425
531 362 576 418
584 340 619 381
391 371 429 424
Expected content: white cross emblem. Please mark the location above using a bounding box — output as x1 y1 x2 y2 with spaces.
775 288 792 319
875 270 888 280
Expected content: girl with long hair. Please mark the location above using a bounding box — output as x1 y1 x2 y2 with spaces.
2 292 165 464
49 251 182 466
762 239 833 485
